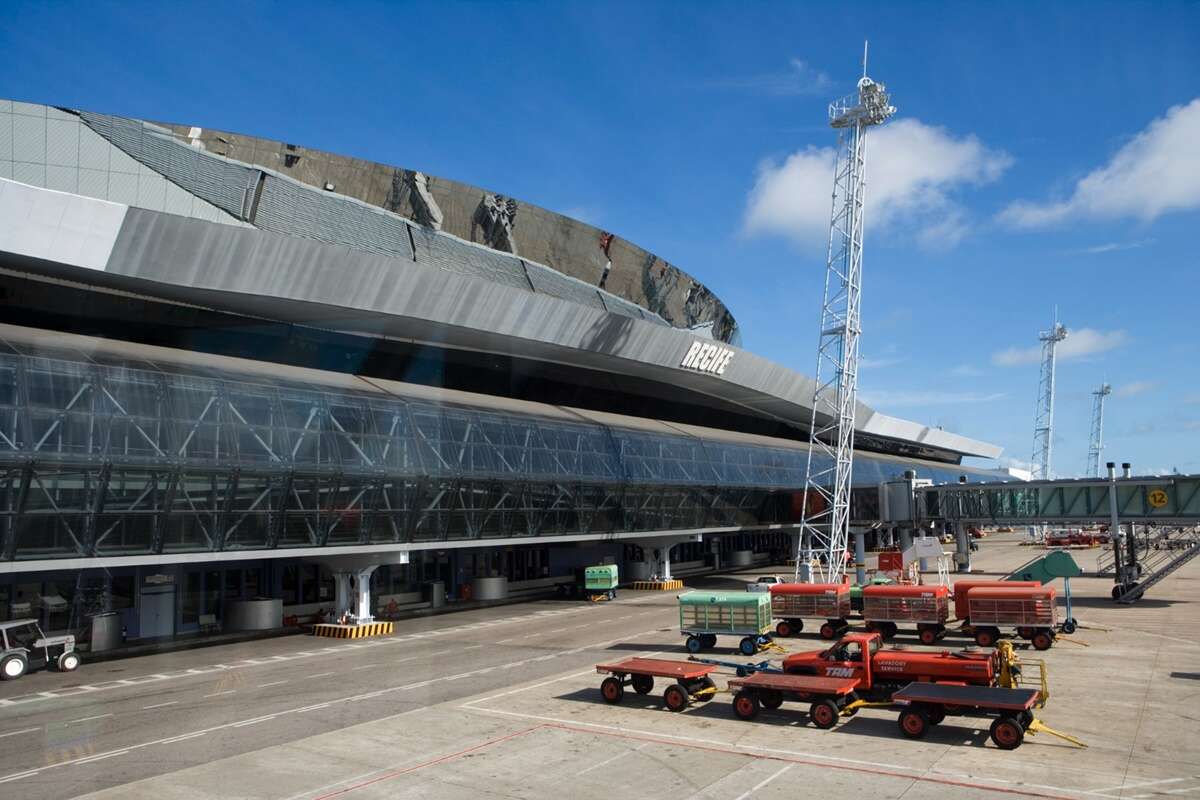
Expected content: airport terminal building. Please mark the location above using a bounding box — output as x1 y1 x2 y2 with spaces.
0 99 1003 640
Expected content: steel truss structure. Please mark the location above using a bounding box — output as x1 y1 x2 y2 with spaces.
1031 319 1068 480
0 351 974 563
795 49 895 583
1086 383 1112 478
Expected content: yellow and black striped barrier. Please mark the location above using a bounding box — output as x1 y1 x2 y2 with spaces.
631 580 685 591
312 621 394 639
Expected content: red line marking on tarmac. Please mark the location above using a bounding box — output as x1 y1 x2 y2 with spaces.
307 721 1078 800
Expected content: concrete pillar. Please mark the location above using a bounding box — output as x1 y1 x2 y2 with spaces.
353 566 378 623
852 528 867 585
631 534 702 581
333 571 353 619
796 529 813 582
898 527 913 554
954 522 971 573
917 529 930 573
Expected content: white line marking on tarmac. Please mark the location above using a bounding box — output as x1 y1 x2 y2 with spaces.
0 727 39 739
202 690 236 698
0 770 40 784
351 664 378 670
578 742 647 776
142 701 178 710
732 763 794 800
258 680 289 688
74 750 128 766
68 713 113 724
306 672 335 680
1091 777 1190 792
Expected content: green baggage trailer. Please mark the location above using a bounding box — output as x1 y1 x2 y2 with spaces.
585 564 619 601
678 591 774 655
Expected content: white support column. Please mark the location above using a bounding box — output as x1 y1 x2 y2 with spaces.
954 522 972 573
917 528 931 573
852 528 867 585
632 534 703 582
352 566 378 623
333 571 353 619
898 527 913 554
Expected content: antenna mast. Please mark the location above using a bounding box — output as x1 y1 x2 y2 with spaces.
1031 314 1069 480
1086 382 1112 477
795 42 896 582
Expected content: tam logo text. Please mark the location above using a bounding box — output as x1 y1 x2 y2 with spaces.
680 341 735 375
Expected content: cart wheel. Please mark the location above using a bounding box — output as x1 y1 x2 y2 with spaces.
775 620 793 638
631 674 654 695
884 622 899 640
761 689 784 710
701 634 718 649
820 622 837 640
0 654 27 681
974 628 997 648
1016 626 1034 640
898 707 930 739
693 677 717 702
739 637 757 656
1031 630 1054 651
735 666 748 678
733 690 760 720
1060 620 1076 635
57 651 81 672
810 699 839 729
928 706 946 725
664 683 689 712
686 636 703 654
601 676 625 704
919 627 938 646
607 590 615 601
990 716 1025 750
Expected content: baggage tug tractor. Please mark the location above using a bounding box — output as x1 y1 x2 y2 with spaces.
1 619 80 680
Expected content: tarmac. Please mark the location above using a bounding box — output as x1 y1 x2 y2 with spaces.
1 533 1197 799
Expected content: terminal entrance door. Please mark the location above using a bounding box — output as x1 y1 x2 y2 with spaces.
139 585 175 639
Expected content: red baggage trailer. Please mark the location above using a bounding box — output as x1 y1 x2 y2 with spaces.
769 582 851 639
952 580 1040 622
967 586 1058 650
594 657 719 711
862 584 950 645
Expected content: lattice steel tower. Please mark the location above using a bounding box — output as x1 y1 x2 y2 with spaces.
795 43 895 582
1086 382 1112 477
1031 316 1069 480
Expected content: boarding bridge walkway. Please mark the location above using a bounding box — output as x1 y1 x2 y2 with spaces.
921 473 1200 604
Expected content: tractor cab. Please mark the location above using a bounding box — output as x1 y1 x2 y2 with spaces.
0 619 79 680
787 632 882 688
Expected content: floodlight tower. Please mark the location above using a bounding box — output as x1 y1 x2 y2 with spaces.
1031 315 1069 480
795 42 896 583
1086 382 1112 477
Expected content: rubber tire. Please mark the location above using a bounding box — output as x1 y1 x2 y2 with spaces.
974 628 997 648
0 654 27 681
820 622 837 640
57 651 81 672
701 634 718 649
898 707 930 739
1061 620 1077 635
810 698 839 729
739 637 757 656
631 674 654 695
1031 630 1054 651
884 622 899 640
919 627 938 646
990 716 1025 750
1016 626 1034 640
775 620 792 638
928 706 947 725
761 689 784 710
601 676 624 704
686 636 703 654
607 590 616 601
664 684 689 712
693 677 717 702
733 690 760 720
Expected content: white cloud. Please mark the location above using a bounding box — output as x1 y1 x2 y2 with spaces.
991 328 1128 367
860 355 906 369
860 390 1007 408
1000 98 1200 227
744 119 1012 249
707 59 832 96
1115 381 1156 398
949 364 985 377
1077 238 1154 255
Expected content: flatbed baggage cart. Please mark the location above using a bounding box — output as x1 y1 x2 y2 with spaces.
726 672 860 728
891 682 1041 749
678 591 774 655
594 657 719 711
769 582 851 639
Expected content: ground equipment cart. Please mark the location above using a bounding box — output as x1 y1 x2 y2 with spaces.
769 582 851 639
964 585 1059 649
678 591 774 655
594 657 719 711
861 584 951 644
584 564 619 601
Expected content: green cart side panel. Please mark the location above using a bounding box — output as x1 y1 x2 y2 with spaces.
678 591 772 635
1006 550 1082 583
584 564 619 591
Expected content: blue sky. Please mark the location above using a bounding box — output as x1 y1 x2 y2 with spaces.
2 1 1198 476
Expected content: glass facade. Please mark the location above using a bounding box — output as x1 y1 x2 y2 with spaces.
0 348 990 562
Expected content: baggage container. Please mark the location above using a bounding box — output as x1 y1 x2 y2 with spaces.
966 586 1058 650
769 583 851 639
678 591 773 656
862 584 950 645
